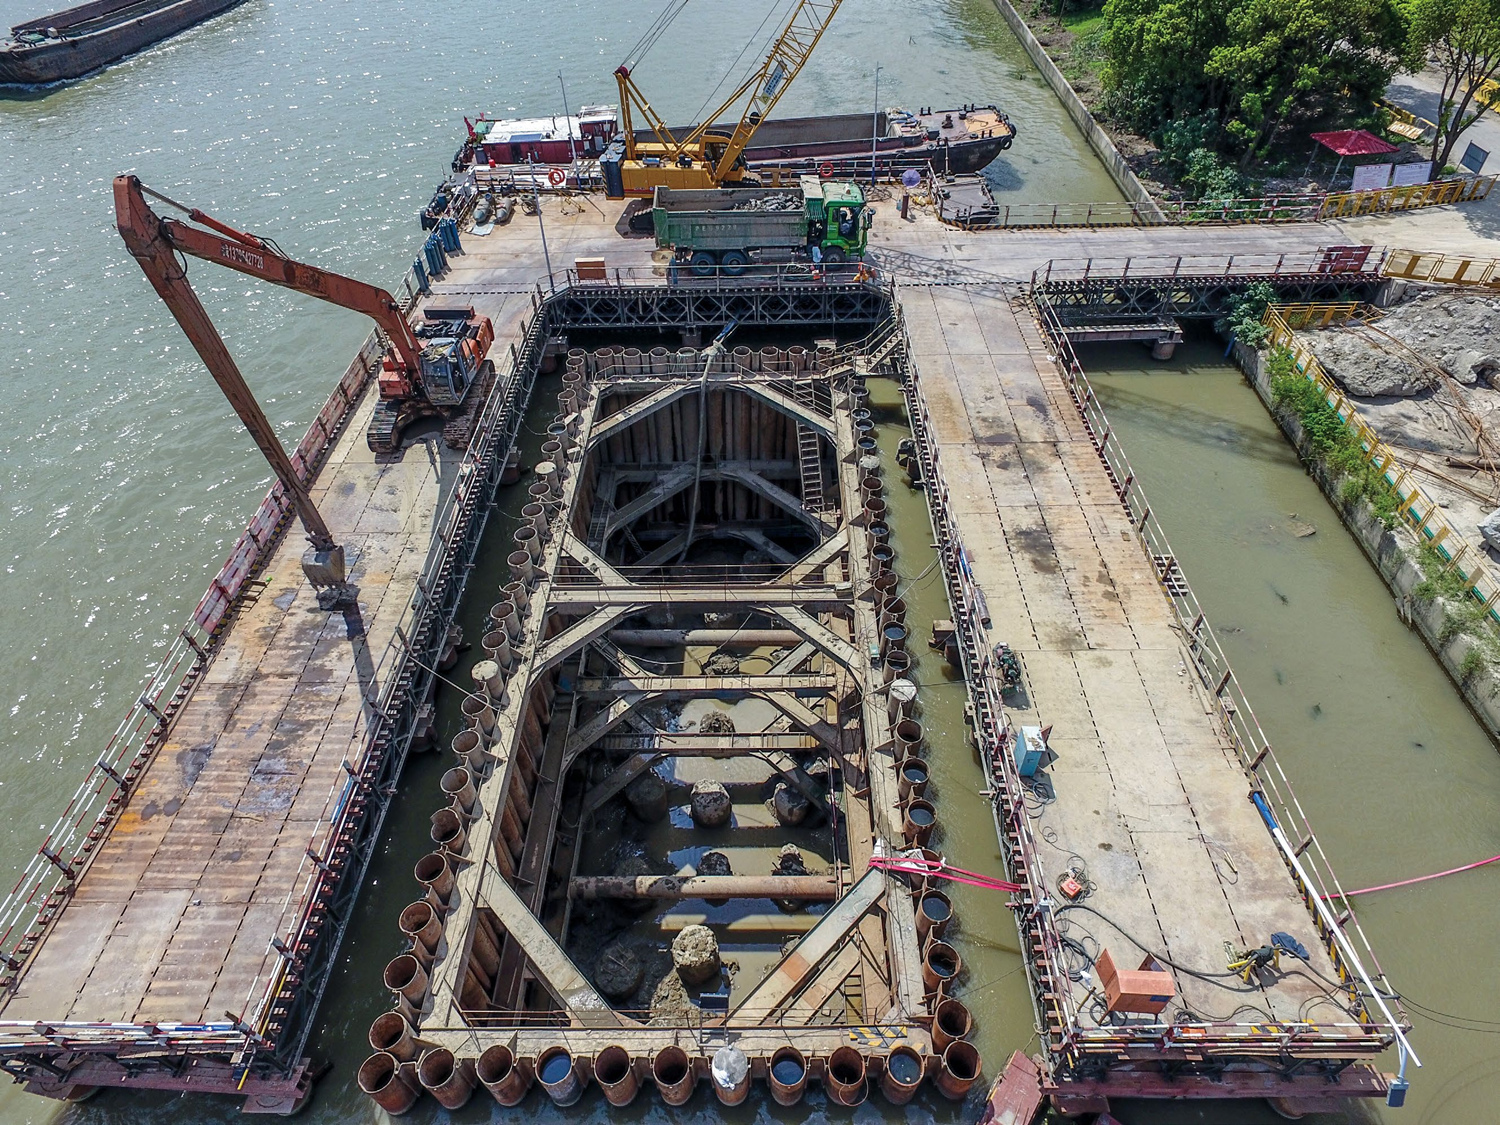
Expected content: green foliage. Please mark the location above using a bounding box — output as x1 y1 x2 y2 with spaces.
1460 646 1488 679
1102 0 1406 165
1216 281 1277 344
1266 346 1402 527
1401 0 1500 170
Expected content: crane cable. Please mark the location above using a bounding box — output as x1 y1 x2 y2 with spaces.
623 0 692 71
687 0 797 130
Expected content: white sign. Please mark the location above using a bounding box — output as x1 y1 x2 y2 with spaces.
1391 162 1432 187
1351 162 1394 192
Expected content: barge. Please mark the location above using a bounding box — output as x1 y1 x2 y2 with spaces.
0 0 247 86
457 104 1015 178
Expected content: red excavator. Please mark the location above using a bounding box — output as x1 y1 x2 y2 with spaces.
114 175 493 457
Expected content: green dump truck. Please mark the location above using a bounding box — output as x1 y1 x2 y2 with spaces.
652 177 872 277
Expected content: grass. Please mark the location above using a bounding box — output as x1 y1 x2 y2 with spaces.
1060 6 1105 34
1265 347 1401 529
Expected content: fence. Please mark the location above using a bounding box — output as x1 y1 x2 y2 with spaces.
1383 248 1500 289
1264 304 1500 623
1031 247 1383 288
0 235 549 1074
942 174 1497 229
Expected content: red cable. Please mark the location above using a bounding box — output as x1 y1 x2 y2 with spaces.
1322 853 1500 899
869 854 1023 892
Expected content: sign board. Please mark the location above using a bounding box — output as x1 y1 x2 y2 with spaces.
1390 162 1432 187
1351 162 1393 192
1461 142 1489 174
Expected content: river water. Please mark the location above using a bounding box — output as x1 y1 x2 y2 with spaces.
1085 340 1500 1125
1 0 1491 1120
0 0 1116 1121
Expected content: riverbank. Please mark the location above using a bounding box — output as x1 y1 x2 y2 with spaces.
1236 340 1500 742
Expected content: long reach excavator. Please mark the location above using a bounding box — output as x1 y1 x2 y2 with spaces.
114 175 494 460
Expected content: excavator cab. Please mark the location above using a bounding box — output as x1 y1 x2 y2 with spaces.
370 306 494 453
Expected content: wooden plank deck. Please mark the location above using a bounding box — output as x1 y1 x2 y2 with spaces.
902 284 1334 1025
0 290 522 1025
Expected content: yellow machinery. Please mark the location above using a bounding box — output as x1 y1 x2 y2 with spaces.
608 0 843 196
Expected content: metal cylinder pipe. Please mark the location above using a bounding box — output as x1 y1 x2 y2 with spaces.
935 1041 980 1100
569 875 838 900
429 807 468 856
767 1046 807 1106
879 1044 925 1105
593 1045 639 1106
399 900 443 956
368 1011 419 1063
476 1044 532 1106
440 767 477 817
932 996 973 1051
383 954 428 1008
418 1048 475 1110
536 1046 585 1106
651 1045 695 1105
823 1046 868 1107
414 851 456 908
359 1051 420 1115
923 940 963 995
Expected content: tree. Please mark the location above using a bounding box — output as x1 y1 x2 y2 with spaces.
1101 0 1232 130
1102 0 1404 164
1404 0 1500 171
1205 0 1406 166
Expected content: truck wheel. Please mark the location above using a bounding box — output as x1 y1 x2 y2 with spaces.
690 250 718 278
720 250 749 277
823 246 848 266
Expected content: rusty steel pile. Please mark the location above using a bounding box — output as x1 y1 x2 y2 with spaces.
359 338 981 1112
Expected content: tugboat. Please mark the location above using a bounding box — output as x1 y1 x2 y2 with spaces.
0 0 248 87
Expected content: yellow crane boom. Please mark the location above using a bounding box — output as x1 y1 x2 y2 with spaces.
609 0 844 196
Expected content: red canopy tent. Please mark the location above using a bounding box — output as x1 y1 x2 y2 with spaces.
1309 129 1399 186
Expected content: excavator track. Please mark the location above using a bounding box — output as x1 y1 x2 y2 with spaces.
441 360 496 451
366 400 403 454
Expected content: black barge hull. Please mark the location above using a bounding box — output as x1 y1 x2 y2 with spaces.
0 0 248 86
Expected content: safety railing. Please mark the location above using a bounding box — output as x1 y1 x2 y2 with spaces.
1031 246 1384 288
1317 174 1495 218
1264 303 1500 623
0 329 382 998
0 228 545 1069
1383 247 1500 289
941 174 1497 229
1030 294 1408 1053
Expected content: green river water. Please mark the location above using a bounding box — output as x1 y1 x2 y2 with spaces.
1 0 1496 1122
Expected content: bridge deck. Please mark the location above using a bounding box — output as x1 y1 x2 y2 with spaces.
0 343 505 1027
901 284 1334 1028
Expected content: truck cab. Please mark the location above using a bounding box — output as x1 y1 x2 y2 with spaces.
802 178 871 261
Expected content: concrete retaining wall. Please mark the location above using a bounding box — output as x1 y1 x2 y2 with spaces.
1236 343 1500 743
987 0 1164 218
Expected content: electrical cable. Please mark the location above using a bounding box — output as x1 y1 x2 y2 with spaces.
1055 903 1251 986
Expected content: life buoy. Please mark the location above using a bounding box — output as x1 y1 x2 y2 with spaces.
819 162 834 179
547 168 566 187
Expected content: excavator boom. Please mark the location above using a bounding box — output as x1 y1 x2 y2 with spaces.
117 177 423 373
113 174 338 553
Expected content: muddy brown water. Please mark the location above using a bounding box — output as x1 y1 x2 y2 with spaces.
1083 340 1500 1125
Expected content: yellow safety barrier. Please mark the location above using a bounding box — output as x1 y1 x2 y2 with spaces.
1263 304 1500 619
1383 248 1500 289
1317 174 1496 219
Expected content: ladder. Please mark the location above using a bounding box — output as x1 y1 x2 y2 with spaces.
792 377 825 514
